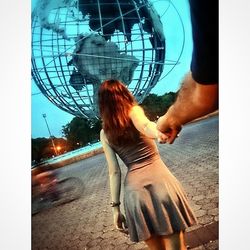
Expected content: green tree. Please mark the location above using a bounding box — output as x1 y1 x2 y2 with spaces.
62 117 102 150
32 137 68 164
141 92 177 120
32 137 50 163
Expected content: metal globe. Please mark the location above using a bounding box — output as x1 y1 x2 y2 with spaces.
32 0 167 119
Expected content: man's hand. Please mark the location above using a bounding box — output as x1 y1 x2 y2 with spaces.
157 114 182 144
156 129 169 144
157 72 218 144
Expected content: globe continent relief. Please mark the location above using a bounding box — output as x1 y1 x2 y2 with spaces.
32 0 166 119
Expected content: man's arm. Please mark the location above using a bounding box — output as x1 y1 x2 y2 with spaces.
157 72 218 143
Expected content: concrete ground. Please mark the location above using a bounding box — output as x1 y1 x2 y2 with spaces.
32 115 219 250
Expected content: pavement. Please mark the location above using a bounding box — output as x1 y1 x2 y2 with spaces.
32 115 219 250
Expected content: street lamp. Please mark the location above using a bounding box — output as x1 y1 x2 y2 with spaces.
56 145 62 154
42 113 58 156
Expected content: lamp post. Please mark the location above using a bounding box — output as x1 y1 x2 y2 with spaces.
42 113 58 156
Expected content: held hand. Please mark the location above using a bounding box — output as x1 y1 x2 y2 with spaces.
157 130 169 144
156 115 182 144
113 211 128 234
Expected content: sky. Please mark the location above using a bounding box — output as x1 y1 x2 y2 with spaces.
31 0 193 138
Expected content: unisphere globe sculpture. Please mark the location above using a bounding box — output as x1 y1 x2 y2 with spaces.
32 0 167 119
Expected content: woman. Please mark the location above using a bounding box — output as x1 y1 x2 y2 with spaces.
98 79 197 250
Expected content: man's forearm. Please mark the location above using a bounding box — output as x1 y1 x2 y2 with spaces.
167 73 218 125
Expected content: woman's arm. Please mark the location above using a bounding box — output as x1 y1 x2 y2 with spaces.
100 130 127 232
129 105 168 142
100 129 121 206
100 130 127 231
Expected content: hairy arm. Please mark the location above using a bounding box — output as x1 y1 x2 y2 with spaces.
157 72 218 143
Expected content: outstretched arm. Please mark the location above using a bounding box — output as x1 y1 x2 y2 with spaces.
129 105 168 143
157 72 218 143
100 130 126 231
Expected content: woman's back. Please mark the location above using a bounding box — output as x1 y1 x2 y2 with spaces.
106 128 197 243
108 132 160 171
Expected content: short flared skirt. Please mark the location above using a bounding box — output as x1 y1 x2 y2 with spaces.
123 159 197 242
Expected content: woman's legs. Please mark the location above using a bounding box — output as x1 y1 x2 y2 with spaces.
160 231 187 250
145 235 164 250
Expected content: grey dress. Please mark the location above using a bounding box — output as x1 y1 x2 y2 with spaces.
109 132 197 242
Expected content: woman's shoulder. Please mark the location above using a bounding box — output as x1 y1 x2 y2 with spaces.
129 105 144 116
100 129 110 144
100 129 106 140
100 129 105 140
131 105 143 111
100 129 104 136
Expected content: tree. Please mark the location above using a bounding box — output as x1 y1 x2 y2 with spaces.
62 117 101 150
32 137 68 163
141 92 177 120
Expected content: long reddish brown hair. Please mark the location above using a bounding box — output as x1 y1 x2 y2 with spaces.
98 79 139 145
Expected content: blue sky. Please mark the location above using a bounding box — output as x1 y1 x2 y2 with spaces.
31 0 193 138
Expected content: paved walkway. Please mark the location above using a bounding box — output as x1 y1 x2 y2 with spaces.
32 115 219 250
